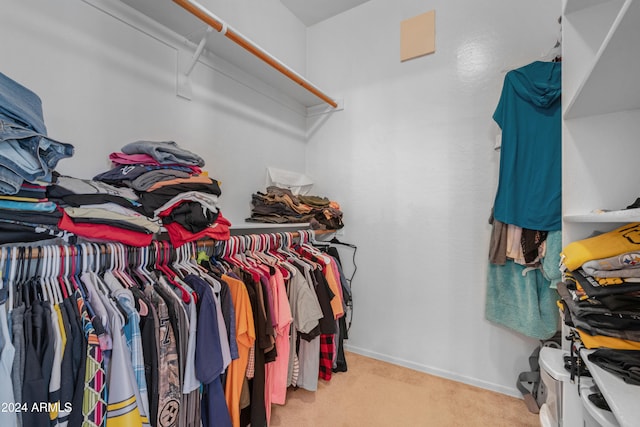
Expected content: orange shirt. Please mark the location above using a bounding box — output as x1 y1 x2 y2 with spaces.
222 275 256 427
323 261 344 319
145 174 215 192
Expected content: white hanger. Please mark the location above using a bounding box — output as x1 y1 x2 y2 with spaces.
0 248 6 308
7 247 18 311
62 246 74 296
40 246 52 303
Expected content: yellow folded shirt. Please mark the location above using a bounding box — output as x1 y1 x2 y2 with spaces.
561 223 640 271
577 328 640 350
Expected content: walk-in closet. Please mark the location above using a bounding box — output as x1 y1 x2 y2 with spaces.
1 0 638 426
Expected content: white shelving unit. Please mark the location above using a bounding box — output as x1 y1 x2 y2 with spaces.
561 0 640 424
580 349 639 427
562 0 640 243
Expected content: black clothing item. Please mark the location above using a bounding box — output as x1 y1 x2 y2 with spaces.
588 393 611 411
259 275 277 364
240 272 267 427
588 349 640 385
313 269 337 335
161 201 218 233
13 188 47 199
521 229 548 264
598 294 640 312
131 286 159 426
22 300 55 427
626 198 640 209
559 281 640 319
137 182 221 215
63 296 87 427
557 282 640 333
57 302 75 426
0 209 61 225
93 164 192 185
333 316 349 373
572 268 640 298
0 221 66 244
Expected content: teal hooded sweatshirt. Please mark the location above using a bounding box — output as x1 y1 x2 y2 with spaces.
492 60 562 231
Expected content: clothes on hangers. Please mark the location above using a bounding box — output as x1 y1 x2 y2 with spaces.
486 59 562 341
0 233 353 427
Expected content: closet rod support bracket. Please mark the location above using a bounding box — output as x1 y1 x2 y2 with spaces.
306 98 345 117
177 27 213 100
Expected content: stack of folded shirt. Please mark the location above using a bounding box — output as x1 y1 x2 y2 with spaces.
47 174 159 247
247 186 344 229
96 141 230 246
0 182 71 244
558 223 640 349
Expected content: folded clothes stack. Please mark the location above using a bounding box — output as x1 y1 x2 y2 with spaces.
47 174 159 247
0 72 231 247
49 141 231 247
558 223 640 350
247 186 344 230
0 72 74 243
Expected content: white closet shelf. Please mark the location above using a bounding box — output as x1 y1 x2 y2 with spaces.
564 209 640 223
564 0 640 119
117 0 339 110
563 0 616 15
580 348 639 427
230 222 311 230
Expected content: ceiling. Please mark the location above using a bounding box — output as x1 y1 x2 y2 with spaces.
279 0 371 26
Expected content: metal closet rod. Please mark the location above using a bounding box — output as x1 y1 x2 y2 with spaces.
173 0 338 109
9 229 336 259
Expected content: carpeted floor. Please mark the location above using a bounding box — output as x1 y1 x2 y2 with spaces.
270 352 540 427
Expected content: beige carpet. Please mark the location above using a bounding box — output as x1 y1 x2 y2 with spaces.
270 352 540 427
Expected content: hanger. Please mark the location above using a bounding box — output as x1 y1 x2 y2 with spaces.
50 245 64 304
184 242 209 276
154 241 191 303
7 247 18 310
250 233 291 280
56 246 70 300
102 243 124 294
134 246 154 285
39 246 51 303
0 248 8 309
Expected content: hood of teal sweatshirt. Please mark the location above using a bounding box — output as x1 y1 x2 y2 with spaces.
510 61 561 108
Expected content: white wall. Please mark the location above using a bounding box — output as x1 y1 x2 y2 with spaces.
1 0 308 223
305 0 562 396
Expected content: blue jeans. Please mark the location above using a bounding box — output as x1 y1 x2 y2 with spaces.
0 120 74 194
0 72 47 134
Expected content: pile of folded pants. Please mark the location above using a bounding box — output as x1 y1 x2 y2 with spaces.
247 186 344 229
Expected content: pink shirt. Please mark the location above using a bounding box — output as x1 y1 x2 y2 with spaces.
264 268 293 422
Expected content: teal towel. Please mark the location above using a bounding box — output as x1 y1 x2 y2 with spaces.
542 230 562 287
486 260 559 340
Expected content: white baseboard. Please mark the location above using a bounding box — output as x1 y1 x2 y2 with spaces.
344 344 522 399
